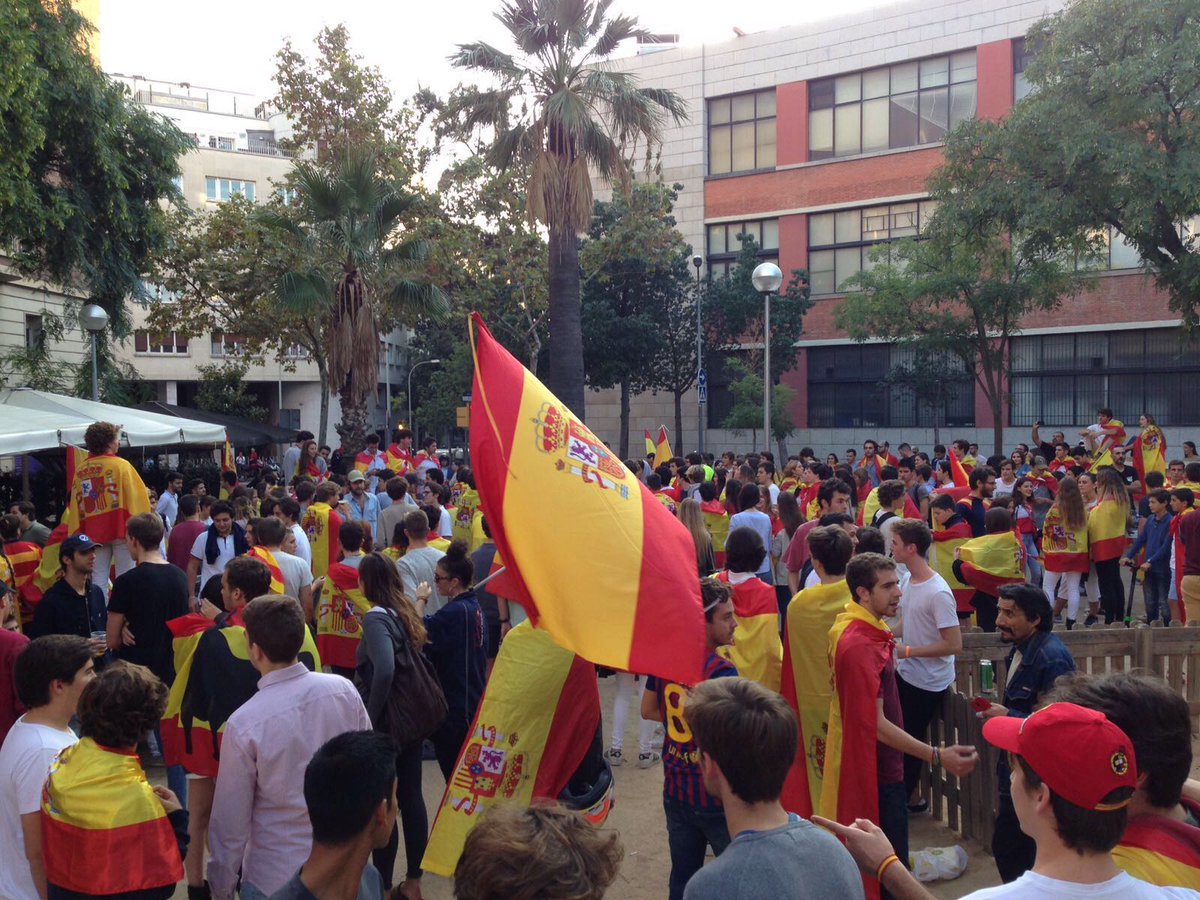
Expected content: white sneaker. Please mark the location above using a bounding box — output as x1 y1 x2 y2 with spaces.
651 725 664 750
604 748 624 766
638 751 662 769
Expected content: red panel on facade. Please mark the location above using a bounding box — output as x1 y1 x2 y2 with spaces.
782 355 808 431
778 214 807 279
976 39 1014 120
776 81 808 167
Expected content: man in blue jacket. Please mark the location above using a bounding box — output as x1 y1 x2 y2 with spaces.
1123 488 1174 625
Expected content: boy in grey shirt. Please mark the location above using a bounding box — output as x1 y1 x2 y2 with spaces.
683 678 864 900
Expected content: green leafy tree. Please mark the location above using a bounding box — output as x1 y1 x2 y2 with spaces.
880 350 968 447
0 313 73 392
70 334 154 406
444 0 687 417
720 358 796 452
195 361 269 422
580 182 691 457
0 0 190 334
648 279 702 449
940 0 1200 323
261 150 447 456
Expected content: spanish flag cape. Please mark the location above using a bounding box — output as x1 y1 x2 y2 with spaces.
1088 497 1129 562
452 486 486 551
219 435 235 498
386 444 415 476
4 540 43 624
653 425 673 469
799 483 820 521
302 501 343 579
469 314 706 685
41 738 181 895
160 612 320 776
819 601 895 900
780 578 852 817
1042 504 1090 573
1132 425 1167 494
858 488 921 527
317 561 371 669
956 531 1025 596
1113 806 1200 889
930 514 974 612
247 546 285 594
422 621 601 877
354 449 384 474
856 456 885 485
70 452 152 544
714 571 783 692
1091 420 1127 469
700 500 730 567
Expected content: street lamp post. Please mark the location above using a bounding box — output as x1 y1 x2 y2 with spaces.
692 254 704 454
751 263 783 454
79 304 109 402
407 358 441 442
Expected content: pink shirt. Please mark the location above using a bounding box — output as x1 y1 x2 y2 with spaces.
206 663 371 899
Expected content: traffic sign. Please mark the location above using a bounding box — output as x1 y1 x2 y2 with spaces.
697 368 707 389
462 394 472 403
456 406 470 428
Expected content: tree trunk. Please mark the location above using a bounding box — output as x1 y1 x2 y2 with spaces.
547 226 585 418
316 355 330 449
618 378 630 459
336 390 370 463
674 390 683 455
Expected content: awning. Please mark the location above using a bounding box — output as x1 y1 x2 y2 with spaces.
0 388 227 453
135 402 294 446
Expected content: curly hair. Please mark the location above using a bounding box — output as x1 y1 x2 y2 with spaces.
453 802 623 900
78 662 167 749
84 422 119 454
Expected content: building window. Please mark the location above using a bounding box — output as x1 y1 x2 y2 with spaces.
205 177 255 203
134 330 189 354
708 90 776 176
807 200 938 294
210 332 247 357
809 51 976 160
208 135 235 151
24 315 43 350
807 344 974 428
1014 38 1035 102
1010 328 1200 426
275 186 298 206
705 219 779 278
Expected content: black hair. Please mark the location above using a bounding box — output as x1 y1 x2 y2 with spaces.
737 483 762 512
339 520 365 553
998 582 1052 633
724 527 767 574
15 635 93 708
305 731 398 844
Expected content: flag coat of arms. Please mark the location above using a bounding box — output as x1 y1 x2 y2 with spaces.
35 446 95 592
468 313 705 685
302 502 343 579
316 562 371 669
1132 426 1167 494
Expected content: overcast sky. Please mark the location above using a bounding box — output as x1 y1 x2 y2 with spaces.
99 0 896 101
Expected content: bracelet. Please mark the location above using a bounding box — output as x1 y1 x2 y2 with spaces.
904 645 912 659
499 618 510 623
876 853 900 882
932 745 941 767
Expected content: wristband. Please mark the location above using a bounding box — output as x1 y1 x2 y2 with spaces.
904 645 912 659
932 745 941 767
499 618 510 623
875 853 900 882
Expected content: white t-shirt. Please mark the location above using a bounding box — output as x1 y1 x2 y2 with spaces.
0 718 78 900
767 483 780 507
896 570 959 692
963 870 1199 899
274 549 314 601
437 507 453 539
994 477 1017 497
190 530 239 590
289 523 312 566
803 568 820 590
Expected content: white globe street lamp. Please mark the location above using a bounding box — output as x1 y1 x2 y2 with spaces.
751 263 783 452
80 304 109 402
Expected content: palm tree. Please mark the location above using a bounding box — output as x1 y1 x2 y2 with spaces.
261 150 447 454
448 0 687 417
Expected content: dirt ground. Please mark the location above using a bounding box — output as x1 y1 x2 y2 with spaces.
167 673 1004 899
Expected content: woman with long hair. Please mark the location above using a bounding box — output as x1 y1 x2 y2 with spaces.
678 498 715 577
1132 413 1167 491
1012 477 1043 585
1042 476 1089 628
356 553 430 899
722 478 742 518
1090 468 1131 624
295 439 324 479
772 492 802 624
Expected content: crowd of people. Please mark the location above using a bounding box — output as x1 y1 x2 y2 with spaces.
0 411 1197 899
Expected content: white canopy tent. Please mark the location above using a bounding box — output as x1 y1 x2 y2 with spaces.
0 389 227 454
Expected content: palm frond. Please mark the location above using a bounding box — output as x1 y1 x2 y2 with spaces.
589 0 615 37
290 162 343 222
556 0 594 50
380 235 432 269
498 0 554 56
384 279 450 319
488 123 535 170
574 115 624 183
449 41 521 80
589 14 646 59
443 87 517 135
275 270 331 314
255 208 309 244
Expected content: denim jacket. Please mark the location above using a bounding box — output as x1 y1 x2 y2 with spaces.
997 630 1076 796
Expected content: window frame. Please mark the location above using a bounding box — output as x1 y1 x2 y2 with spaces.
704 219 780 280
707 89 777 177
806 200 939 295
204 176 256 203
134 330 190 355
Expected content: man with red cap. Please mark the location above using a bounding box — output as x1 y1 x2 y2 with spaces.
817 702 1196 899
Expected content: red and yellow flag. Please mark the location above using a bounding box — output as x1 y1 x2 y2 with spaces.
41 738 182 895
653 425 673 470
700 501 730 568
247 546 285 594
949 452 969 488
715 572 783 692
644 429 656 457
1089 497 1129 562
1114 812 1200 888
1132 426 1167 495
34 446 93 592
422 621 602 877
1042 505 1090 573
469 314 705 685
386 444 415 476
4 540 43 624
316 562 371 669
819 602 895 900
780 579 851 818
70 453 152 544
931 516 974 612
451 486 486 552
1091 419 1127 469
302 501 342 579
956 531 1025 596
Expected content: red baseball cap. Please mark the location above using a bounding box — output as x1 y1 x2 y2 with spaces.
982 702 1137 811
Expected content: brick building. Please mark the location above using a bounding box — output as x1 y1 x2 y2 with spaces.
585 0 1196 457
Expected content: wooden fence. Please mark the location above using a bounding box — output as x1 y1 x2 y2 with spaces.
923 621 1200 848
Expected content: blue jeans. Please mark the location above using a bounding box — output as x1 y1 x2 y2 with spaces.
1144 568 1172 624
663 796 731 900
1022 534 1043 586
239 883 268 900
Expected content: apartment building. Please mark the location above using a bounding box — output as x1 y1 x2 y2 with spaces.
587 0 1194 455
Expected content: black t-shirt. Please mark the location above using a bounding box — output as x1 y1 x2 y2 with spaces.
108 562 190 684
956 497 988 537
1112 464 1139 493
30 579 106 640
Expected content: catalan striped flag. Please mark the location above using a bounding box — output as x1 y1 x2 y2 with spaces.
316 562 371 669
644 429 656 457
715 571 783 692
653 425 673 469
302 501 342 579
247 546 285 594
819 601 895 900
41 738 182 895
956 531 1026 595
469 314 705 686
780 579 852 817
422 621 602 877
1114 812 1200 888
35 445 90 592
1089 497 1129 562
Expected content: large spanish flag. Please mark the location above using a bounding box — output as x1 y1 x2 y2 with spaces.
1089 497 1129 562
468 314 705 685
931 516 974 612
247 546 285 594
34 445 92 592
819 601 895 900
1114 812 1200 888
956 531 1026 595
1132 426 1167 494
316 562 371 669
780 579 851 817
70 453 152 544
41 738 182 895
422 621 602 877
700 500 730 567
1042 505 1090 573
1091 419 1127 469
302 501 342 579
653 425 673 469
714 571 783 692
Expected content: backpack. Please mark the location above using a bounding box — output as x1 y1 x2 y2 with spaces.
376 611 448 746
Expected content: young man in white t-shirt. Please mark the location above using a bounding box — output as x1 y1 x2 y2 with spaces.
889 519 962 813
0 635 96 900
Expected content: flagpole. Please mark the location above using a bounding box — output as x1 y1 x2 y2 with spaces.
473 566 506 591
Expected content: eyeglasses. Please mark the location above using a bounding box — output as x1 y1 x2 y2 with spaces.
433 574 452 583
